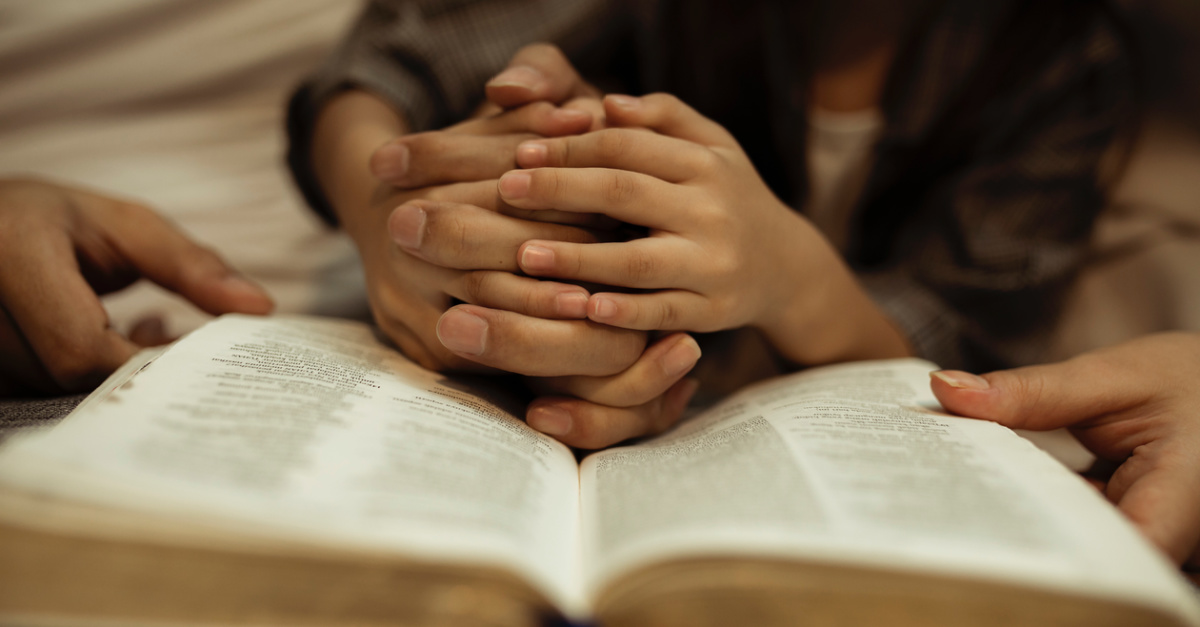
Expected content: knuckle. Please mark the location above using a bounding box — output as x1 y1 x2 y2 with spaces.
424 209 470 261
692 210 734 245
604 171 638 206
1003 372 1048 423
654 302 681 330
555 137 572 168
594 129 630 161
686 148 722 175
531 169 563 203
458 271 489 303
709 248 739 280
518 283 543 316
622 249 658 284
1022 373 1050 408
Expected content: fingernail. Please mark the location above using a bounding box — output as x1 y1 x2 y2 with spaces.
499 171 532 199
372 143 409 181
389 203 425 249
661 336 702 378
591 295 617 321
516 141 548 167
521 245 555 272
528 405 572 436
607 94 641 110
931 370 990 390
555 291 588 318
437 309 488 356
487 65 543 90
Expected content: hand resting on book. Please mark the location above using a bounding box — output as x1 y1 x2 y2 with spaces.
931 332 1200 569
0 177 273 396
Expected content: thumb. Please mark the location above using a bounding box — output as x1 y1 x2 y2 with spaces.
486 43 599 108
104 204 274 316
930 356 1150 431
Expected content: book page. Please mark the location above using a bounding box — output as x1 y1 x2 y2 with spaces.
0 315 584 614
580 359 1198 619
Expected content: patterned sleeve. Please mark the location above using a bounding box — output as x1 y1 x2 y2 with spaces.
285 0 609 225
858 8 1137 371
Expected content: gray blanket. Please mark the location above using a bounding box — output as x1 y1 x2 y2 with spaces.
0 396 84 442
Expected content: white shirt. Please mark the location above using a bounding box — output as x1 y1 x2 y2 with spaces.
805 107 885 252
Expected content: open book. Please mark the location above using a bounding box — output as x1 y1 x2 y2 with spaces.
0 315 1196 627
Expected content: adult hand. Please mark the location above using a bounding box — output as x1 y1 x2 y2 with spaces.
0 178 273 396
931 333 1200 567
317 92 643 375
370 43 604 193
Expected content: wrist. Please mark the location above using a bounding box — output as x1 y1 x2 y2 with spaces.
756 218 912 366
312 90 409 241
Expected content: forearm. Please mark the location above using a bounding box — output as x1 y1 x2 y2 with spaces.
311 90 409 241
760 216 913 367
768 276 913 367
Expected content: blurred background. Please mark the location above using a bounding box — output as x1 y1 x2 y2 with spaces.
0 0 1196 358
1048 0 1200 359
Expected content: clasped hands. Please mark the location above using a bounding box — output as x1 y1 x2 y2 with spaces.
360 45 896 449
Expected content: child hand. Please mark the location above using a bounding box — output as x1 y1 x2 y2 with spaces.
500 94 910 367
931 333 1200 568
